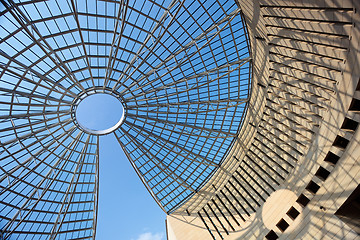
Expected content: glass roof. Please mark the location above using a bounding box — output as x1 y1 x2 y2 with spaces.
0 0 251 239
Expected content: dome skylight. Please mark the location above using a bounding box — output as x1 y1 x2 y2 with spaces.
0 0 251 239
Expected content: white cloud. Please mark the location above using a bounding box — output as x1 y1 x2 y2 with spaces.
136 232 164 240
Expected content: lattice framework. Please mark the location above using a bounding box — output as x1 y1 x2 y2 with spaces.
0 0 251 239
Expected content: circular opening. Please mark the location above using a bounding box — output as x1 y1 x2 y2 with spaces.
75 94 124 135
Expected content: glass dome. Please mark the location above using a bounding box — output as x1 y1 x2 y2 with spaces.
0 0 251 239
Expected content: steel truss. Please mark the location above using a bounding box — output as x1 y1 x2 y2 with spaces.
0 0 251 239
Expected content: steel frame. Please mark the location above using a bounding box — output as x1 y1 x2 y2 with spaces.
0 0 251 239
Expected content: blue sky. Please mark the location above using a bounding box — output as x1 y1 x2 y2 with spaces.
98 133 166 240
77 94 166 240
76 94 123 131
